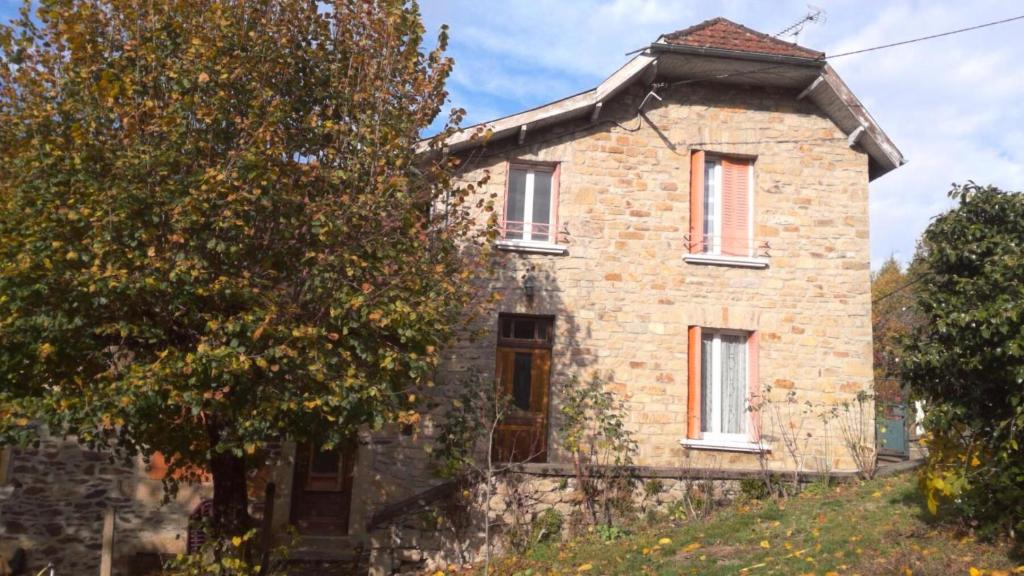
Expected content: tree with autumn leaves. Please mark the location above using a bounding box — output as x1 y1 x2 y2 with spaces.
870 256 922 401
0 0 490 546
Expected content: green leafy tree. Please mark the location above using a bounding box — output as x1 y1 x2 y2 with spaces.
0 0 491 543
901 183 1024 538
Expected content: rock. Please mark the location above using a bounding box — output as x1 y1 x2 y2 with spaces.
396 548 423 563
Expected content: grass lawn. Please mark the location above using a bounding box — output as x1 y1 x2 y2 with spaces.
478 472 1022 576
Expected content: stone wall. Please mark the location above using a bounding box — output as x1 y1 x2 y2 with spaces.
0 432 208 575
367 467 767 575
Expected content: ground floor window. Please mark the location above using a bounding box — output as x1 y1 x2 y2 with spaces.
494 314 553 463
688 326 760 443
701 330 749 439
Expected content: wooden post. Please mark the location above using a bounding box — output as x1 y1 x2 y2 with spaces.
257 482 276 576
100 507 114 576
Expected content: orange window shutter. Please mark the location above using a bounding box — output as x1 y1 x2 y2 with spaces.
687 326 702 439
720 158 751 257
688 150 705 253
747 331 762 442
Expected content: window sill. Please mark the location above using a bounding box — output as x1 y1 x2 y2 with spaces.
683 254 769 269
680 438 768 453
496 239 568 255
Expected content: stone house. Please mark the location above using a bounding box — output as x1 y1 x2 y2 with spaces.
0 17 903 575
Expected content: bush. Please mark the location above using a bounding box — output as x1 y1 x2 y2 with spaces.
531 508 564 544
740 478 771 500
164 530 289 576
557 372 638 528
901 183 1024 539
594 524 628 542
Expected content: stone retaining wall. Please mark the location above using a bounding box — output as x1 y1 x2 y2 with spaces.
367 466 820 575
0 432 207 575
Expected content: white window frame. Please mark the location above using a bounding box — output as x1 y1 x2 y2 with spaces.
701 157 755 257
700 329 750 444
504 165 555 243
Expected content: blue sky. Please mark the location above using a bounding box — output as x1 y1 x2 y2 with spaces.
421 0 1024 269
1 1 1020 269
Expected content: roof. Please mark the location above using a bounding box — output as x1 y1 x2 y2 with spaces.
436 18 904 180
660 17 824 60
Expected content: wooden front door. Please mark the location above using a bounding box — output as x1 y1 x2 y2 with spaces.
494 315 553 463
290 442 355 534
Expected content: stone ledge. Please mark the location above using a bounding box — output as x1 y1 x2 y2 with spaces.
495 239 569 255
683 254 770 268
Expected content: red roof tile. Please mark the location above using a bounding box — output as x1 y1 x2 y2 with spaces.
661 17 823 60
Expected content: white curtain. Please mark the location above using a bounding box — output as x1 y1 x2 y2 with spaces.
720 335 746 434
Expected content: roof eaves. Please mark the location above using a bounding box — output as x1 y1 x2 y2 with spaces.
435 53 657 151
820 65 905 177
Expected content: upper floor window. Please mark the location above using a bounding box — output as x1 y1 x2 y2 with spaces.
702 155 752 256
687 151 765 267
504 163 558 244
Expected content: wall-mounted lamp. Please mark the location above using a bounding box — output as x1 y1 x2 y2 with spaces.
522 272 537 300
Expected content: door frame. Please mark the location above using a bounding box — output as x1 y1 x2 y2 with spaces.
494 314 554 463
289 440 357 535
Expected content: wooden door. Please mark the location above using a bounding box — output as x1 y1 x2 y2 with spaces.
493 315 553 463
290 441 355 534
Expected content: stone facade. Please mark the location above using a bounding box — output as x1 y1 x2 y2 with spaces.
368 80 875 491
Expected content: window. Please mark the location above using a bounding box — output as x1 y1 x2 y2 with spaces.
494 315 553 463
686 327 761 449
700 331 748 439
306 446 345 492
688 151 756 259
504 164 558 243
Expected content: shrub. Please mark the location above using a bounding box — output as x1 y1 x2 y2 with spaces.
740 478 771 500
531 508 564 544
901 183 1024 539
557 372 638 528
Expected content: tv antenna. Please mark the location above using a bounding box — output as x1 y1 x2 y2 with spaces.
774 6 827 43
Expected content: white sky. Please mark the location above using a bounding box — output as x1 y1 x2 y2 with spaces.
421 0 1024 269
